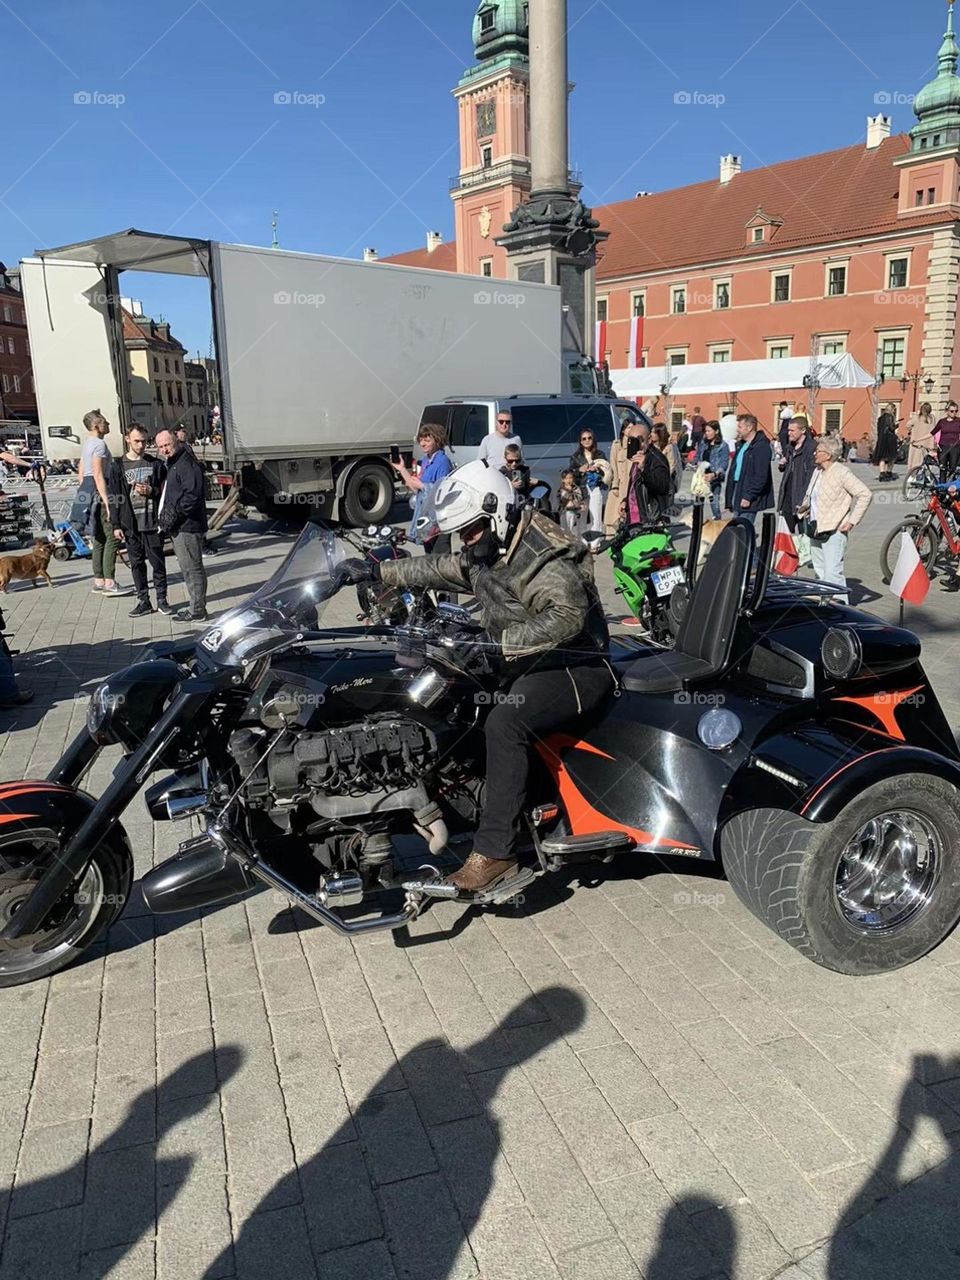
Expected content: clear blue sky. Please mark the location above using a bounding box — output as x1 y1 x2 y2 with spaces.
0 0 944 354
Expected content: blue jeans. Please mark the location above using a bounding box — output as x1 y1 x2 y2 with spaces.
0 645 18 701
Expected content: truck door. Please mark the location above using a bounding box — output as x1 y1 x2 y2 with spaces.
20 258 130 457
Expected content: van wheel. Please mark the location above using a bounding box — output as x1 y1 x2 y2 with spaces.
721 776 960 975
342 463 394 527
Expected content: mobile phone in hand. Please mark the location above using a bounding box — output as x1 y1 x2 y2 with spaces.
389 445 401 464
402 451 414 469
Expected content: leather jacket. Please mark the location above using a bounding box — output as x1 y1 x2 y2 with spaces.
380 510 609 668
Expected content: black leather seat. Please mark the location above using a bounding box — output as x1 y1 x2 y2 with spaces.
622 520 754 694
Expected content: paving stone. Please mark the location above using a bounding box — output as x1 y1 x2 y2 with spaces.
628 1111 746 1210
741 1078 857 1175
379 990 446 1057
301 1141 383 1253
378 1172 478 1280
82 1143 158 1252
558 1236 641 1280
401 1041 480 1126
689 1202 792 1280
595 1172 719 1280
508 1018 594 1098
697 979 795 1045
258 955 320 1017
155 1027 218 1101
157 1170 233 1279
78 1239 157 1280
0 1204 82 1280
471 1205 563 1279
11 1117 88 1218
355 1088 438 1185
231 1202 317 1280
579 1042 676 1124
155 974 211 1036
331 1023 404 1106
314 1239 397 1280
431 1114 525 1220
28 1046 97 1126
551 1086 648 1182
39 988 102 1054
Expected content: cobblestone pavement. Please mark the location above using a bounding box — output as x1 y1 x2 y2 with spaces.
1 473 960 1280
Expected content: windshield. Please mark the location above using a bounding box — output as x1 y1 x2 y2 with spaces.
197 524 345 666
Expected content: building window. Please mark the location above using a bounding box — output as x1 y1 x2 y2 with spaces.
1 374 8 393
934 134 942 147
175 359 181 375
666 349 687 366
167 383 174 405
823 405 844 435
153 356 159 373
155 384 163 405
640 349 648 367
916 189 925 206
164 357 170 373
1 305 9 322
12 375 19 393
710 348 732 363
481 145 493 168
479 6 496 34
176 384 183 406
6 337 13 355
631 291 645 317
827 265 847 296
928 187 936 205
752 227 764 243
596 297 608 322
888 257 909 289
715 280 731 310
480 258 493 277
819 335 847 356
768 341 791 359
880 335 906 380
670 410 685 430
671 286 686 315
772 273 791 303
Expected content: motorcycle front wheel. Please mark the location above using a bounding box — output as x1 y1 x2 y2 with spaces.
0 832 132 987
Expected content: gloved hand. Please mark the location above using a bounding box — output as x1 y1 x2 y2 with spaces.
434 626 502 680
335 557 381 587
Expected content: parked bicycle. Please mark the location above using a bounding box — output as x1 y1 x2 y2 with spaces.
901 451 960 502
881 483 960 581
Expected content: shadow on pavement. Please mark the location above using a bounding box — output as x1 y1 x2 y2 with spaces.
0 1046 243 1280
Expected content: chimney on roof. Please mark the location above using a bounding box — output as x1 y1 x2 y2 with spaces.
362 248 379 262
426 230 443 253
154 322 170 342
866 113 892 149
634 191 651 198
720 154 742 185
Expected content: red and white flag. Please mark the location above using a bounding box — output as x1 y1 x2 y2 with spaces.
628 315 644 367
773 515 799 575
889 532 930 605
595 320 608 366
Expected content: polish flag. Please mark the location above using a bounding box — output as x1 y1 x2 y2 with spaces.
595 320 608 366
889 532 930 605
628 315 644 368
773 516 799 575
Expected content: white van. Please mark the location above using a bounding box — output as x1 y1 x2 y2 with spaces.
416 395 652 496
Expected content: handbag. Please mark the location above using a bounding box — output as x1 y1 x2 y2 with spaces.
690 464 711 500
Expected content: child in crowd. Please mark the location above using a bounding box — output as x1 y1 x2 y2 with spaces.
557 468 586 535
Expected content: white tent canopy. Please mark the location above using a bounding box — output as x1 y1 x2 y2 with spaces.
611 354 875 400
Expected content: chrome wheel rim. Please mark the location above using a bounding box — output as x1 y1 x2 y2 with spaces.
0 842 104 976
835 810 941 934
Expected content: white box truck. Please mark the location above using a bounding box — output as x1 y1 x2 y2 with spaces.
21 230 598 524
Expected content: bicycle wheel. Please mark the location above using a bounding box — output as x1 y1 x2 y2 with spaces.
902 465 934 503
880 519 940 582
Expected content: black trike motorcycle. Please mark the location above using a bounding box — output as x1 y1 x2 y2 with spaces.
2 511 959 984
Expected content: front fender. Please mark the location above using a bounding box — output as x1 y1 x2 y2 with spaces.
0 780 133 863
799 746 960 822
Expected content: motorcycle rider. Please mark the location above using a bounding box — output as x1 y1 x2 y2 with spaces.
337 461 614 894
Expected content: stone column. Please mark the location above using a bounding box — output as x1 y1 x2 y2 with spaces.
528 0 568 195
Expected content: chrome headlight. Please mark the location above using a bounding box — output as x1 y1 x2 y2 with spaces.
86 682 124 744
697 708 742 752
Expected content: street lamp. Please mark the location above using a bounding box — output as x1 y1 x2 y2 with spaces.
898 370 935 411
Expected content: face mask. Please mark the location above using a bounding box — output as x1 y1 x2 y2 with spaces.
463 526 501 567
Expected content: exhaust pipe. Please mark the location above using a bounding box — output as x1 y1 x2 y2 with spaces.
140 834 255 913
145 767 208 821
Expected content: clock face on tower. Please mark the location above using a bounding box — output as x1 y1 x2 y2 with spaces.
476 100 496 138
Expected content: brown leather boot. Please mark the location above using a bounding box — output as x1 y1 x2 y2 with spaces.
447 852 518 892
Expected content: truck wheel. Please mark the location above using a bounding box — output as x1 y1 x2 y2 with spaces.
0 830 133 988
341 463 394 527
721 775 960 975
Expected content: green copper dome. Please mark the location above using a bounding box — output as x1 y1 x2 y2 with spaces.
472 1 528 63
912 1 960 150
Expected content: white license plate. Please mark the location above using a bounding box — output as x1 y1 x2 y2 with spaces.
651 566 685 597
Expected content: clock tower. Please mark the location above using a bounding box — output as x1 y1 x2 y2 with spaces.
451 3 532 277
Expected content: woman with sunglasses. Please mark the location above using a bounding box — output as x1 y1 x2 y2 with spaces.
569 430 611 535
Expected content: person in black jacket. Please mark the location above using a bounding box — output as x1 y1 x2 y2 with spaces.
107 425 169 617
725 415 774 524
622 424 672 524
155 430 209 622
777 417 816 534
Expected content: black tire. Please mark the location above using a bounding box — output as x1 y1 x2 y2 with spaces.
902 465 934 503
880 518 939 583
341 463 395 527
722 775 960 974
0 830 133 988
53 546 72 562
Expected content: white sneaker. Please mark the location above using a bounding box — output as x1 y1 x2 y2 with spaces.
102 583 133 597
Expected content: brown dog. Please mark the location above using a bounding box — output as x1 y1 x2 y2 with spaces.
0 539 55 592
678 508 732 568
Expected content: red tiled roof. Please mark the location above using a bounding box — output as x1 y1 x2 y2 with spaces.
594 135 956 278
383 135 959 281
121 307 185 352
380 242 458 271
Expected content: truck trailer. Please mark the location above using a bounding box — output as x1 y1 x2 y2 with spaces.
21 229 598 524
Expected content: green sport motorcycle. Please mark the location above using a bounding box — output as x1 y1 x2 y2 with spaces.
593 521 688 644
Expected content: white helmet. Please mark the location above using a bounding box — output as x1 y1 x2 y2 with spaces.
432 460 517 542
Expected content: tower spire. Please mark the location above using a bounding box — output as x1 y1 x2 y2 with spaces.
939 0 958 75
271 210 279 249
910 0 960 150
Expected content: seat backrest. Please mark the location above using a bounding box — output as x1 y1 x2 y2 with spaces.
675 520 754 669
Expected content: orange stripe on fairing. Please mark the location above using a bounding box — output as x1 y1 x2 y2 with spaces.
799 747 899 815
0 813 37 824
832 687 923 743
536 735 699 851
